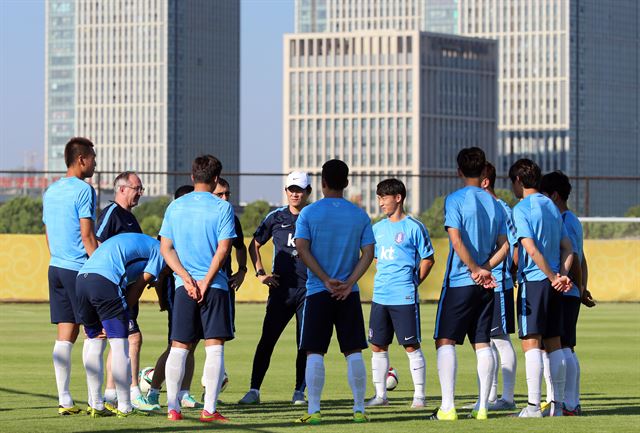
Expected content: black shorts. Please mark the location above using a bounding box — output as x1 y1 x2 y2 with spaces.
368 302 421 346
434 284 494 345
76 273 129 338
48 266 80 324
517 278 563 339
561 296 581 348
491 288 516 337
299 291 368 354
170 286 234 344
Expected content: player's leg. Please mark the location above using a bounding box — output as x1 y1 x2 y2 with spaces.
490 287 517 408
390 303 425 407
543 286 566 417
292 287 308 403
178 343 200 407
148 304 174 404
367 302 393 405
561 297 580 413
469 286 495 420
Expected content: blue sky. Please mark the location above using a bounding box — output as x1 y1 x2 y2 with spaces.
0 0 293 202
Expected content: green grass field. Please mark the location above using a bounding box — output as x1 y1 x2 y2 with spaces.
1 302 639 432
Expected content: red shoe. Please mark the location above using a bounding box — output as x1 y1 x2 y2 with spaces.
167 409 183 421
200 410 229 422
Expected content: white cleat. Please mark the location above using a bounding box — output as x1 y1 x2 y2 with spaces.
488 398 516 411
411 397 426 409
238 389 260 405
517 405 543 418
365 396 389 407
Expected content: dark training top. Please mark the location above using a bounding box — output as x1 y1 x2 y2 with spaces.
254 206 307 289
95 201 142 242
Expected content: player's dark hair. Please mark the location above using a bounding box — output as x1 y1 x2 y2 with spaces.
508 158 541 189
64 137 94 168
321 159 349 190
540 170 572 202
456 147 486 178
481 162 497 189
174 184 194 199
192 155 222 184
217 177 230 188
376 178 406 201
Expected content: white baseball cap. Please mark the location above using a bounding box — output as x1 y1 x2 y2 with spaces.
286 171 310 189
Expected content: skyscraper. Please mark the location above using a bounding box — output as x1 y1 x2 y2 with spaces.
45 0 240 197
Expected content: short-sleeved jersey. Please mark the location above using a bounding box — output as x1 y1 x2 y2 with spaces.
79 233 164 289
159 191 236 290
443 186 506 287
43 176 97 271
372 216 434 305
253 206 307 288
222 215 246 279
95 202 142 242
294 198 375 296
562 210 583 298
513 192 568 282
492 199 517 292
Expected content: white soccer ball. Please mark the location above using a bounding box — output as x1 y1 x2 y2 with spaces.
201 371 229 393
139 366 154 394
386 367 399 391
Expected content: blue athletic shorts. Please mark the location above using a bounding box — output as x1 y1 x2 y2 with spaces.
561 296 581 348
368 302 421 346
48 266 80 324
517 278 564 339
75 272 129 338
170 286 234 344
434 284 494 345
299 291 368 354
490 288 515 337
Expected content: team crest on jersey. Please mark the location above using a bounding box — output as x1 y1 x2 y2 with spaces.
394 232 405 244
368 328 374 339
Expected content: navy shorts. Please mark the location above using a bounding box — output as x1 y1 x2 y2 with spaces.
491 288 516 337
517 278 564 339
300 291 368 354
48 266 80 324
434 284 494 345
171 286 234 344
368 302 421 346
76 273 129 338
561 296 581 348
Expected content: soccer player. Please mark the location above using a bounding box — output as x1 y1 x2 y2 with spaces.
76 233 164 418
238 171 311 405
160 155 236 422
96 171 156 411
366 178 435 409
294 159 375 424
539 171 595 416
509 159 574 418
42 136 98 415
431 147 508 421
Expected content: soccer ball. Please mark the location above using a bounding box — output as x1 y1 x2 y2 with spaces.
201 371 229 393
139 367 154 394
386 367 399 391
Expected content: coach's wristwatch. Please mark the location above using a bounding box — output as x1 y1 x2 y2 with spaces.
255 269 266 277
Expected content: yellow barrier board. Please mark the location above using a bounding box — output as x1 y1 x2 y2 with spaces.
0 235 638 302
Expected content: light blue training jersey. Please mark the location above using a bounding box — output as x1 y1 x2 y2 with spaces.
79 233 164 289
562 210 583 298
513 192 569 283
159 191 236 290
372 216 434 305
294 198 375 296
42 176 97 271
492 198 517 292
443 186 506 288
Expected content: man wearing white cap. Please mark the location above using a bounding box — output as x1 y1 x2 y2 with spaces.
238 172 312 405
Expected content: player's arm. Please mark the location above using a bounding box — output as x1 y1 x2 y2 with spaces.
448 227 495 288
229 239 248 292
334 244 375 301
126 272 156 307
160 236 198 298
520 237 571 292
198 238 233 301
249 238 280 288
484 234 509 270
80 218 98 256
295 238 336 291
581 254 595 307
44 227 51 253
418 256 435 285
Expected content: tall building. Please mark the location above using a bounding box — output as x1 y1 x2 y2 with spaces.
285 1 498 214
45 0 240 197
424 0 639 215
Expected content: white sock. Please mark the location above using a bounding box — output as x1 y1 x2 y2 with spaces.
492 334 517 402
305 354 325 414
53 340 74 407
574 352 581 407
476 347 494 411
203 345 224 413
406 349 426 399
82 339 93 408
524 348 543 407
83 338 106 410
166 347 189 412
109 338 132 413
103 388 117 403
488 342 499 402
436 345 456 412
346 352 366 413
371 351 389 399
130 385 141 400
563 348 578 410
548 349 567 407
542 350 553 402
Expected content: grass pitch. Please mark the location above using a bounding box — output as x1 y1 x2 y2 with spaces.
0 302 638 432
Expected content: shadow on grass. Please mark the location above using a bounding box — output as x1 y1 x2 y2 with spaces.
0 386 58 401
